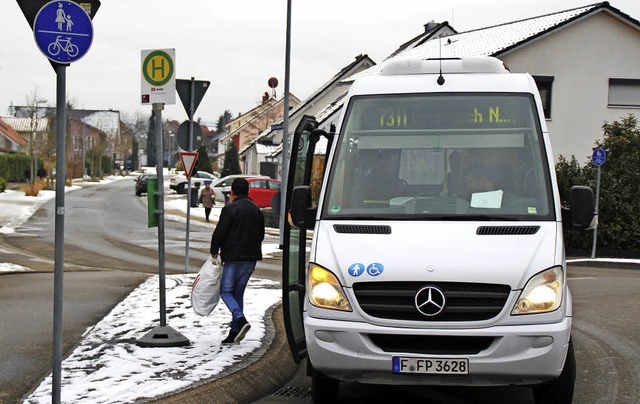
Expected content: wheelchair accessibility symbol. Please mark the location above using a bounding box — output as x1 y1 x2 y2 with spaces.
366 263 384 276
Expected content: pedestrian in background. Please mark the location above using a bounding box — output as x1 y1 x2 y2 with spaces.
198 180 215 222
209 178 265 344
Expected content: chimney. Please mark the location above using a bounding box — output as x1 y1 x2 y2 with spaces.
424 20 439 33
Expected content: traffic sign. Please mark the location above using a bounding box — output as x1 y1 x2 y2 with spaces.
592 148 606 167
176 120 203 152
141 48 176 105
33 1 94 64
18 0 100 28
179 152 199 180
176 79 210 117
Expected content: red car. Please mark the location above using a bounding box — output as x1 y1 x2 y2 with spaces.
247 178 281 208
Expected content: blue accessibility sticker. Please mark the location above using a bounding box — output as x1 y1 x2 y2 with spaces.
366 263 384 276
348 263 365 277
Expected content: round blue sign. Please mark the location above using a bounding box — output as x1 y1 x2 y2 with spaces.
33 1 93 63
592 148 606 167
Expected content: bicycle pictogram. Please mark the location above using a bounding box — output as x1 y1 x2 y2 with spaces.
47 36 79 57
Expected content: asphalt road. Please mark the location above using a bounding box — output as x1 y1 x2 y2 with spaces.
0 179 283 403
255 265 640 403
1 179 283 279
2 180 640 403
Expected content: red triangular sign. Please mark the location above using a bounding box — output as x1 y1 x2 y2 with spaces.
179 152 199 180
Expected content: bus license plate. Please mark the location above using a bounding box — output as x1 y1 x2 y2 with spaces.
392 357 469 375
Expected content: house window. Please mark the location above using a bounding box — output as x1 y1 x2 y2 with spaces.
608 79 640 107
533 76 554 119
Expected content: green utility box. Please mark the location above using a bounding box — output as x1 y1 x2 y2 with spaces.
147 177 158 228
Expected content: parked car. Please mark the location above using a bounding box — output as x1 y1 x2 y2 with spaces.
247 177 282 208
134 174 156 196
170 171 219 194
209 174 269 204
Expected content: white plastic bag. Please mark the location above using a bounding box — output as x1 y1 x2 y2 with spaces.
191 257 222 316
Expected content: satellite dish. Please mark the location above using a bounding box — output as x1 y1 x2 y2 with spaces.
268 77 278 88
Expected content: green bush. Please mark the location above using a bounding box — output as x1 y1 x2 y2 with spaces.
0 177 6 193
557 114 640 256
0 154 32 182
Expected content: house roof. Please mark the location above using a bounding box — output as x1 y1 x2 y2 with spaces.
0 118 28 146
0 117 48 133
346 2 636 81
266 91 348 159
73 110 121 135
289 54 374 118
240 55 374 157
385 21 457 60
8 106 121 136
220 94 300 143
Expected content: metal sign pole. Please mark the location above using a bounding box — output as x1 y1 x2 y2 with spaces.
136 103 189 348
185 77 195 273
591 165 602 258
279 0 292 248
154 102 167 326
52 63 67 404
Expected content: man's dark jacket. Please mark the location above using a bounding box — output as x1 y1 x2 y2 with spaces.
210 196 265 262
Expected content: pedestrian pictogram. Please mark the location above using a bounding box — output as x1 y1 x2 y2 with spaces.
141 48 176 105
33 1 94 63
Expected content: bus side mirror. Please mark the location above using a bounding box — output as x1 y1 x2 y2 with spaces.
566 185 596 230
290 186 314 228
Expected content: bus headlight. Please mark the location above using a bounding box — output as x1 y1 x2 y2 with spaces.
512 266 564 315
308 264 352 311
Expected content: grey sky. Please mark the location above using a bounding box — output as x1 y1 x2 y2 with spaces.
1 0 639 124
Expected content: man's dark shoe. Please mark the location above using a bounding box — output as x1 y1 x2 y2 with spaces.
221 330 238 344
234 317 251 343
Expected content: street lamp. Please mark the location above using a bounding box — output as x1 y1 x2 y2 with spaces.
31 99 48 183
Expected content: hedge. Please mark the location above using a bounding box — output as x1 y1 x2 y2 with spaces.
0 154 33 182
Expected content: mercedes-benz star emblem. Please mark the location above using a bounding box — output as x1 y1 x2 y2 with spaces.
415 286 446 317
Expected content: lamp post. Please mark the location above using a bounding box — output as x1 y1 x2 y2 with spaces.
31 99 48 183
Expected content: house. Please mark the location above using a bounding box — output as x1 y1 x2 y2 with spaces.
7 106 125 176
0 117 46 154
218 93 301 167
0 118 28 154
346 2 640 162
239 54 376 179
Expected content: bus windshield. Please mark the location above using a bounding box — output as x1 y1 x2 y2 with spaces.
322 93 554 220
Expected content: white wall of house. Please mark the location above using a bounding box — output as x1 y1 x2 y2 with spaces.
502 12 640 162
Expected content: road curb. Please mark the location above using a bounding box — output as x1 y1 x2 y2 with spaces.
149 303 299 404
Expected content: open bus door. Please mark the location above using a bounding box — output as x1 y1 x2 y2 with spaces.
282 115 332 363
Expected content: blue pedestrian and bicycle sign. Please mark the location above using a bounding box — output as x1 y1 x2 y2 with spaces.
592 148 606 167
33 1 93 63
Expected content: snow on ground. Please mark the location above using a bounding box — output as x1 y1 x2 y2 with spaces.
2 175 283 402
25 275 281 403
3 174 639 402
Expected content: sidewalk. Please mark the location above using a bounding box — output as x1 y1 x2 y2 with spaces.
0 176 298 403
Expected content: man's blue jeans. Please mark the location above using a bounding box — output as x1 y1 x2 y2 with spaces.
221 261 256 332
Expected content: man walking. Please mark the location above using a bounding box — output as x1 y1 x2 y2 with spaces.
210 178 265 344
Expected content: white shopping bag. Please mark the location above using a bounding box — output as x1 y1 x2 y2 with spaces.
191 257 222 316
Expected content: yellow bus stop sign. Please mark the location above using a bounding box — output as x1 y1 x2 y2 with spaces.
141 48 176 105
